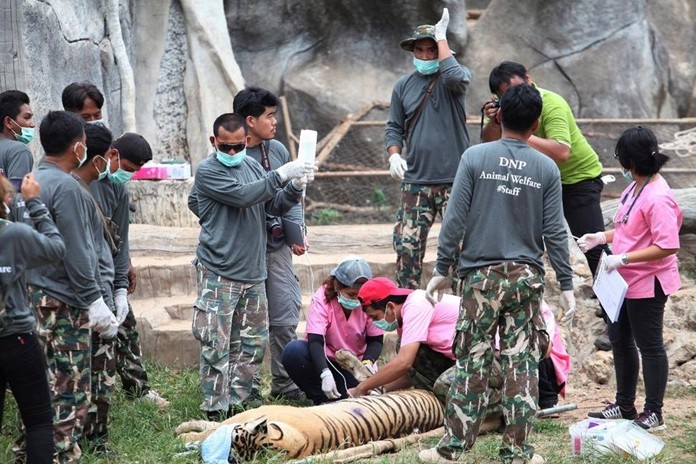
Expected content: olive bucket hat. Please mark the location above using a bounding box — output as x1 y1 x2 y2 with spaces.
400 25 436 51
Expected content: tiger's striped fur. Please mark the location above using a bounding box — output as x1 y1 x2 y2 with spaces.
176 389 444 461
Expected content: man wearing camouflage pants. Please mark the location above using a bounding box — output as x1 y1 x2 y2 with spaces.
385 8 470 290
422 85 577 464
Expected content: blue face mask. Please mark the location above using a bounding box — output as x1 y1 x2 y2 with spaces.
216 148 246 167
87 119 106 127
96 157 110 181
337 293 361 311
11 120 35 144
373 306 398 331
621 168 633 182
108 154 135 184
413 57 439 76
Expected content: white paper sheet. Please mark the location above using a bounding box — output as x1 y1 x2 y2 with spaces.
592 251 628 323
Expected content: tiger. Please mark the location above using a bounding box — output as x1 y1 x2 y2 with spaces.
175 389 445 461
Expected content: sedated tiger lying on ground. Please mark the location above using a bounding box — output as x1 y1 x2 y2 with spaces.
175 389 445 461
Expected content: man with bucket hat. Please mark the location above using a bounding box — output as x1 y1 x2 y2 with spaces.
386 8 471 291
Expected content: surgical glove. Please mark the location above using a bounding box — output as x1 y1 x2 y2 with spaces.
388 153 407 180
99 315 119 340
89 297 115 333
114 288 129 325
434 7 450 42
320 368 340 399
604 254 626 272
559 290 577 326
576 232 606 253
425 270 448 305
276 159 312 182
291 174 308 190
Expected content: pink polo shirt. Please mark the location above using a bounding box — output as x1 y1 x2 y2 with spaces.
398 290 458 360
612 176 682 299
304 285 383 359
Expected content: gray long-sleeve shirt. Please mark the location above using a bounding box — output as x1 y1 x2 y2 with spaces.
436 139 573 291
245 140 303 252
0 197 65 336
90 179 130 290
385 56 471 184
188 153 303 283
26 161 102 309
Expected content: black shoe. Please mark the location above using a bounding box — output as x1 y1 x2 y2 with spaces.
229 392 265 416
594 336 612 351
588 402 637 420
206 410 227 422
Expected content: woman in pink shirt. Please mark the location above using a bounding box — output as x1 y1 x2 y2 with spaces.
580 126 682 432
281 256 383 404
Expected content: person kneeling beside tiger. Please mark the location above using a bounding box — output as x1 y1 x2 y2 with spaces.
348 277 457 398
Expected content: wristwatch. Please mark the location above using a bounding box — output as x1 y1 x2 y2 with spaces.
620 253 629 265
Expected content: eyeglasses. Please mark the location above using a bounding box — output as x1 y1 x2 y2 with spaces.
217 142 246 154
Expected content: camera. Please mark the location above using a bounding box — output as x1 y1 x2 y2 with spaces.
266 216 284 239
479 98 500 114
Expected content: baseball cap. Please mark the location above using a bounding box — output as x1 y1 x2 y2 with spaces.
358 277 413 307
112 132 153 166
330 256 372 288
400 25 436 51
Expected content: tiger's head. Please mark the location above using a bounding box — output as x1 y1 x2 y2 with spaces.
229 416 304 462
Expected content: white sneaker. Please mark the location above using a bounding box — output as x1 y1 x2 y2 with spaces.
142 389 170 408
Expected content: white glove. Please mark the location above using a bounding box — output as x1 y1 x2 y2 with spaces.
388 153 407 180
576 232 606 253
320 368 341 399
276 159 312 182
434 8 450 42
604 254 626 272
114 288 129 325
291 175 308 190
425 270 449 305
559 290 577 327
306 163 317 183
99 315 119 339
89 297 115 333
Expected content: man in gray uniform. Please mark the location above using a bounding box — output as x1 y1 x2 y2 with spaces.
233 86 304 401
385 8 471 290
62 82 170 408
24 111 118 463
188 113 312 420
0 90 36 181
421 85 576 464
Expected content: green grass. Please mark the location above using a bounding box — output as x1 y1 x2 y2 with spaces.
2 364 695 463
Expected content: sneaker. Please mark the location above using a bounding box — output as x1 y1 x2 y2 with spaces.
511 455 545 464
418 447 457 463
633 410 666 432
142 389 170 409
588 402 637 420
594 335 612 351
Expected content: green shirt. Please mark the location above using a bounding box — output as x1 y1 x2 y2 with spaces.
535 86 603 185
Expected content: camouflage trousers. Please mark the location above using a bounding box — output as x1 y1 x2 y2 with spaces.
408 343 455 392
436 262 545 464
83 331 116 446
393 183 459 290
115 301 151 397
28 289 92 464
192 263 268 413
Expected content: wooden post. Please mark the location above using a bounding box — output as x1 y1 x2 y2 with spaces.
280 95 298 160
0 0 27 91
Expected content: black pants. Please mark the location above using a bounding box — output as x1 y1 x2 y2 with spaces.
562 177 611 277
0 333 53 463
608 278 668 414
538 357 560 409
281 340 359 405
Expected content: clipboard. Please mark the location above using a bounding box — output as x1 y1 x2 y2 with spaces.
592 251 628 323
282 218 306 248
